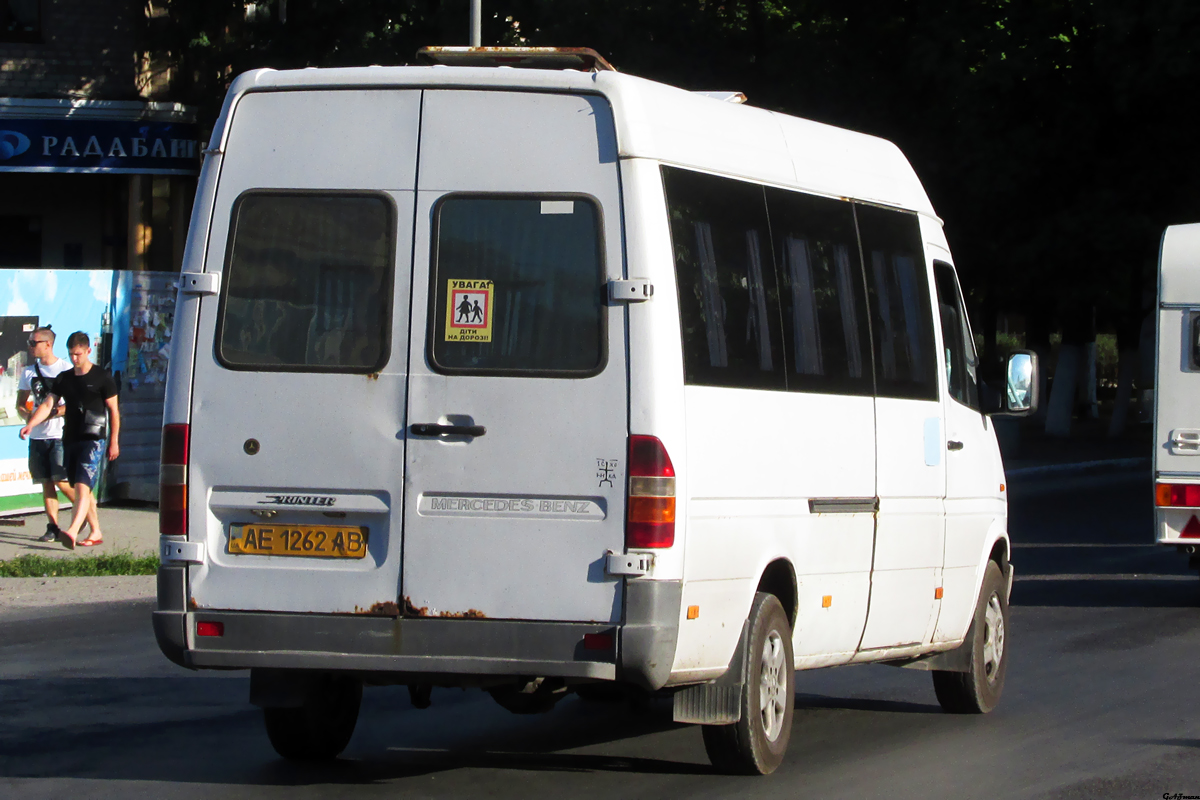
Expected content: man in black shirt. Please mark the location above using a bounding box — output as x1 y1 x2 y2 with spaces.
20 331 120 550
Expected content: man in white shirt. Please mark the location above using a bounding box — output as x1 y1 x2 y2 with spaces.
16 327 95 543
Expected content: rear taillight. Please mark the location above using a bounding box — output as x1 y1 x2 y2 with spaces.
626 435 675 548
1156 483 1200 507
160 423 189 537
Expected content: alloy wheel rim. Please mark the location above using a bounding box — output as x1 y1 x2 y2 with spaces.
759 629 787 741
982 593 1005 682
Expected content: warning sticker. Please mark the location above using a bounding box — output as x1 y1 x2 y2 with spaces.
445 279 494 343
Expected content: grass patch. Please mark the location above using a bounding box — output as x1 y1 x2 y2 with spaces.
0 553 159 578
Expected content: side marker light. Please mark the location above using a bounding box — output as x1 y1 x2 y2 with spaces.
687 605 699 620
935 587 944 600
822 595 832 608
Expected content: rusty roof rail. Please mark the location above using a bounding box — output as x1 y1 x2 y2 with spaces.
415 46 616 72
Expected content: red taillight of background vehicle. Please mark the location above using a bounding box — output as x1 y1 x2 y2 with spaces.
160 423 189 537
626 435 676 548
1156 483 1200 508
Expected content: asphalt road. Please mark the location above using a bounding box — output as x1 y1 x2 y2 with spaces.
3 469 1200 798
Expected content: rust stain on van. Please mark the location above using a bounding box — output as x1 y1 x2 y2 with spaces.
356 601 399 616
402 596 429 617
438 609 487 619
366 371 381 381
187 597 200 610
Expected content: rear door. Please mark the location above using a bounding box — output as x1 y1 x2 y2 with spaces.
188 89 418 614
402 90 628 622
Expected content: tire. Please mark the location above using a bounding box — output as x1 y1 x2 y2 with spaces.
702 592 794 775
932 560 1008 714
263 673 363 761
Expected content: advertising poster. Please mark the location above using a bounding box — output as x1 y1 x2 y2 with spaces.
0 269 112 513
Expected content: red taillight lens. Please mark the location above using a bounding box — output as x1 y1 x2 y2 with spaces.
196 621 223 637
160 423 189 537
626 435 676 549
1156 483 1200 507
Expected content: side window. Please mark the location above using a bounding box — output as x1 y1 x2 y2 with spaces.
933 261 980 410
765 187 872 397
856 203 938 401
429 195 605 375
217 193 394 373
662 166 784 391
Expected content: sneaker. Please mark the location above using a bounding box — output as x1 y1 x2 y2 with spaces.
38 523 59 543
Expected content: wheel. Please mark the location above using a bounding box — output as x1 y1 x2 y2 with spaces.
702 592 794 775
933 560 1008 714
263 673 362 761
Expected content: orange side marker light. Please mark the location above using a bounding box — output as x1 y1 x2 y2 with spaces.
687 605 700 620
935 587 944 600
822 595 832 608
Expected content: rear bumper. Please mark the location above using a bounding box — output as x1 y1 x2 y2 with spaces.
154 609 619 679
154 569 682 688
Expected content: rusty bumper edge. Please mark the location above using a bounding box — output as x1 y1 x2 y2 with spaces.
174 610 619 680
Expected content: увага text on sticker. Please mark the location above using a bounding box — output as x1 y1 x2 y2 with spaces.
445 279 494 343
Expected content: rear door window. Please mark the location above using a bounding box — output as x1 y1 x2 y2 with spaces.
217 192 395 372
428 195 606 376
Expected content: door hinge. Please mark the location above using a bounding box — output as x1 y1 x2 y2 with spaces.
605 550 653 577
178 272 221 296
160 537 205 565
608 279 654 303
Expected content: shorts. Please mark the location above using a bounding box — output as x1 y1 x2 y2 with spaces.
28 438 67 483
64 440 105 489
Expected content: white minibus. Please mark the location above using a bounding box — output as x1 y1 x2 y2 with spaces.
1153 224 1200 564
154 48 1038 774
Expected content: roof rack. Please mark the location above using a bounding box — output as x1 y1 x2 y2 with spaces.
415 47 616 72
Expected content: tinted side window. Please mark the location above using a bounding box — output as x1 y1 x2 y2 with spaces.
218 193 393 372
856 204 937 401
429 196 604 375
933 261 980 410
662 166 784 390
765 187 873 397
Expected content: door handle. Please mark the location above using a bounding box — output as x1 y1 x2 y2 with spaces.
947 440 964 451
411 423 486 437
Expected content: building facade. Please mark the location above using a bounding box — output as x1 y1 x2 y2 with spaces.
0 0 199 506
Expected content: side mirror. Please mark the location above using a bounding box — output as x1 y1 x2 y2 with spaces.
998 350 1039 416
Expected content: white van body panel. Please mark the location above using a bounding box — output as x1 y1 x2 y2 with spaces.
620 156 689 584
157 64 1009 692
401 89 628 622
1155 223 1200 542
187 89 420 615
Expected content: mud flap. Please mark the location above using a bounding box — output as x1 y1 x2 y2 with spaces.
672 618 750 724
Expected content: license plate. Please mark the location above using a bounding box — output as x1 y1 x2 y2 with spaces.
228 524 369 559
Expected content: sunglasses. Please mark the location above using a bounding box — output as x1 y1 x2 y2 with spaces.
27 339 47 346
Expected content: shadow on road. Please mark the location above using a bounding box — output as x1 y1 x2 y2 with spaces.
0 678 710 785
794 694 941 715
1012 577 1200 608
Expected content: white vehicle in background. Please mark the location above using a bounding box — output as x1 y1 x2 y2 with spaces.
1153 224 1200 562
154 47 1038 775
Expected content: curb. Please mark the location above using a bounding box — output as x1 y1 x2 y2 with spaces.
1005 456 1150 480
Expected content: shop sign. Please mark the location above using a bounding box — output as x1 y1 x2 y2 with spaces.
0 119 202 174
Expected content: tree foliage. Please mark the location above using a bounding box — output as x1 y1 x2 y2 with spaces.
149 0 1200 347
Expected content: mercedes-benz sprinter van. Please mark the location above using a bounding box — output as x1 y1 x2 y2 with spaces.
154 49 1037 774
